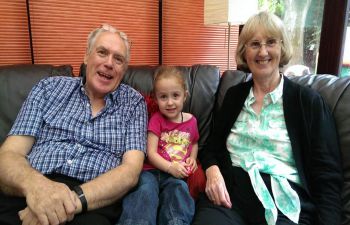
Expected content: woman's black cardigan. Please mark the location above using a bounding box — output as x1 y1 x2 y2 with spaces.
200 76 343 225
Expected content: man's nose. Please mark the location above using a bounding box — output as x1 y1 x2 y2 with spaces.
105 55 114 67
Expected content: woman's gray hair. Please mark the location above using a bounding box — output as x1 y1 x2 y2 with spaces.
86 24 131 63
235 11 293 72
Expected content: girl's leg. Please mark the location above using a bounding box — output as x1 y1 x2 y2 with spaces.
158 174 195 225
117 171 159 225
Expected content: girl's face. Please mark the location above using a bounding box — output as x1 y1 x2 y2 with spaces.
154 76 187 123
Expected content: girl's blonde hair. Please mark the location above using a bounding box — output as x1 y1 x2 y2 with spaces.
153 66 187 93
236 11 293 72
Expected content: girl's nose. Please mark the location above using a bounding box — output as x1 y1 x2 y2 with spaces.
167 98 174 105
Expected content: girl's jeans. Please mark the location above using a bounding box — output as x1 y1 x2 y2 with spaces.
117 170 195 225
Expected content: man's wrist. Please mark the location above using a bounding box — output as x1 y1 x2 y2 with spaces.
72 185 87 213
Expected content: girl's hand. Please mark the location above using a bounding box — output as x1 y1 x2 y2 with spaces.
185 157 197 175
168 162 189 179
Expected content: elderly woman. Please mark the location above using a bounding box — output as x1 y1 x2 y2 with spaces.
192 11 342 225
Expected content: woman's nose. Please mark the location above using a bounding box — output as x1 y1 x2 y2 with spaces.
258 45 269 55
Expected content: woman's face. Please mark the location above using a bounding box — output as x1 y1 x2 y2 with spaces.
244 28 282 80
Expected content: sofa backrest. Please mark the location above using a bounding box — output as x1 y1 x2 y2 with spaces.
0 64 73 143
218 70 350 225
0 64 220 153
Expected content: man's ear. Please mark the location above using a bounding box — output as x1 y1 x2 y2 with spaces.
83 49 89 64
83 54 88 64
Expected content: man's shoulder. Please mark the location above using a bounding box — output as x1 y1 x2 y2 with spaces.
38 76 80 89
117 83 144 102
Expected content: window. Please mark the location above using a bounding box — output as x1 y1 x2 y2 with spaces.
259 0 325 76
341 10 350 77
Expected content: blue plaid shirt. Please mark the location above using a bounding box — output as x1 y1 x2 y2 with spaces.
9 76 147 182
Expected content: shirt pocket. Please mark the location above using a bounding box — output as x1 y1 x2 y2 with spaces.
268 120 286 129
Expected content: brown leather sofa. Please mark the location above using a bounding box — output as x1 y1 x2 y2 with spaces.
0 64 349 224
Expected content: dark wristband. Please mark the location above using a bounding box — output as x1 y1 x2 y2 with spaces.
73 185 87 213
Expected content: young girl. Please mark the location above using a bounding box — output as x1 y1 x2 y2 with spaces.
117 66 199 225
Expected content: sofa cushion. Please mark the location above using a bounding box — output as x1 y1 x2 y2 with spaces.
0 64 73 143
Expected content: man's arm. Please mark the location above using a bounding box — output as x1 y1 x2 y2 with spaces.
76 149 144 212
0 135 42 196
0 135 77 225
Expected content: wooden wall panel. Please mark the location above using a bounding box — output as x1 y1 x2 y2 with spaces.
29 0 159 75
162 0 239 72
0 0 31 65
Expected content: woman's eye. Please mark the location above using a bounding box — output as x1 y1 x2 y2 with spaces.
250 41 261 48
266 39 277 46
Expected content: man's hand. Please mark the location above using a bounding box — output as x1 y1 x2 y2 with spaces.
25 180 77 225
205 165 232 208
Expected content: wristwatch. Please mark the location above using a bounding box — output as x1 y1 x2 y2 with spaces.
72 185 88 213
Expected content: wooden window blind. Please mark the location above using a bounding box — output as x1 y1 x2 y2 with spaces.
162 0 239 72
29 0 159 75
0 0 31 65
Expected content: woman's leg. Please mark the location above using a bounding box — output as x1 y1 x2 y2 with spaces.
192 193 247 225
158 174 195 225
117 171 159 225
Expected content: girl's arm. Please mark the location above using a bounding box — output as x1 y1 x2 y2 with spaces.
186 142 198 173
147 132 188 178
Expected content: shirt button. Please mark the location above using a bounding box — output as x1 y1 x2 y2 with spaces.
67 159 73 164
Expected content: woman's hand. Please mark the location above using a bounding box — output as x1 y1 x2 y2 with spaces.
205 165 232 208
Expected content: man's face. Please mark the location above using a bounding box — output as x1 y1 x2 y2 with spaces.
84 31 128 99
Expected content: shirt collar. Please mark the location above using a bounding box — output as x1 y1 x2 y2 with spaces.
79 78 120 103
246 75 284 106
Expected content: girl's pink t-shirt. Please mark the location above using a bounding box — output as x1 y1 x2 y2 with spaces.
143 111 199 170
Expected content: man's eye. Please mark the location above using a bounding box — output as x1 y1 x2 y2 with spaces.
114 56 125 65
97 50 108 56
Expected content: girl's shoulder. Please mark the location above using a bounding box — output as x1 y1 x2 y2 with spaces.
182 112 197 123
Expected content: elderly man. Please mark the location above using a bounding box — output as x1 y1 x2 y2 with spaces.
0 24 147 225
